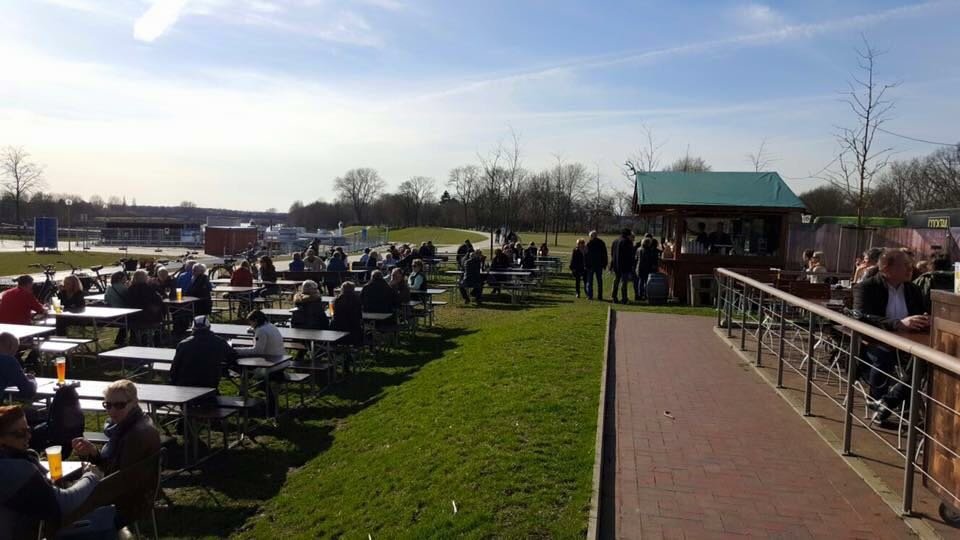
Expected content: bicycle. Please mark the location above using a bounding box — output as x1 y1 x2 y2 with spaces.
27 264 59 304
58 260 102 294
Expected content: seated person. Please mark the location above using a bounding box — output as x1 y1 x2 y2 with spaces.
330 282 363 347
538 243 549 257
149 267 176 299
381 253 397 270
288 252 305 272
234 310 285 357
291 281 329 330
360 271 398 315
0 275 46 325
459 250 485 305
807 251 828 283
520 249 536 270
0 332 35 399
323 252 348 294
230 261 254 287
852 249 928 425
258 256 278 284
326 252 347 272
358 248 371 267
303 250 324 272
170 316 238 389
126 270 165 343
185 263 213 316
105 271 130 345
1 405 101 539
175 260 195 291
855 247 884 283
55 275 86 336
366 251 380 269
407 260 427 292
70 380 160 526
914 253 954 312
389 268 411 304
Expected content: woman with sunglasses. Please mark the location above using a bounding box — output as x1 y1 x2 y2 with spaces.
0 405 101 538
70 380 161 526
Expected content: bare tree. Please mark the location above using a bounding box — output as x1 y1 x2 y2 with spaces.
1 146 46 226
666 152 711 172
823 36 897 229
397 176 436 226
178 200 197 208
746 138 777 172
622 124 666 185
447 165 480 228
477 128 526 237
334 168 385 224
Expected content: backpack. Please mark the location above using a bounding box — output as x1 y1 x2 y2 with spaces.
46 385 85 460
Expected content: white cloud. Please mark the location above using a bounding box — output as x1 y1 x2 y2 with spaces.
134 0 191 42
734 3 785 28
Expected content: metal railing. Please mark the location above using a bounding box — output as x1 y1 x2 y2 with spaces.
715 267 960 521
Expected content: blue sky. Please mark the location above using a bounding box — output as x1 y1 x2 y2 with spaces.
2 0 959 210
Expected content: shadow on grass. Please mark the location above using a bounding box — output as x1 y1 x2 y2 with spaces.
153 324 475 538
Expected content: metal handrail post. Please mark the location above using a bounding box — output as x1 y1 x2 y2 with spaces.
804 311 815 416
756 290 765 366
740 285 749 351
902 355 923 515
726 279 734 337
843 333 861 455
776 299 786 388
716 274 724 327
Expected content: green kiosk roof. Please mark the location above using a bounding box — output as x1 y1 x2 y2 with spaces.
634 171 806 213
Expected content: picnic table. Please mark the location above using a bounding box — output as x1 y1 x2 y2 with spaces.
29 377 215 465
48 307 142 351
98 346 176 376
0 323 55 342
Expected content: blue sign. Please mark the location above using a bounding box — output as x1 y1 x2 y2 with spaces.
34 217 59 249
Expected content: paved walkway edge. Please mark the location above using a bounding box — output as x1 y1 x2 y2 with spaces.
587 307 613 540
712 326 940 540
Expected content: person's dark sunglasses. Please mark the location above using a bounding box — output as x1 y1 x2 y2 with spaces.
1 429 31 439
102 400 129 410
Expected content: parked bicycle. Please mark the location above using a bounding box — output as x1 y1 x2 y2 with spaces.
57 261 103 294
27 263 59 304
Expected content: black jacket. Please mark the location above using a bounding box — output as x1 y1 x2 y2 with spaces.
331 292 363 346
292 296 329 330
361 278 398 314
186 274 212 315
569 248 585 274
171 330 238 389
585 237 608 270
852 275 925 331
636 246 660 274
57 290 85 311
610 236 635 274
460 256 483 287
127 283 165 325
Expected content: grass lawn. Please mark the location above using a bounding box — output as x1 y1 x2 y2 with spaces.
63 270 711 538
0 251 122 277
345 226 488 246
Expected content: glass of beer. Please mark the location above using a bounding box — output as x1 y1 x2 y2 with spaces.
46 446 63 481
176 287 183 301
55 357 66 384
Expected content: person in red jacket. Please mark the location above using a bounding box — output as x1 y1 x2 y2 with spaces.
0 276 46 325
229 261 254 287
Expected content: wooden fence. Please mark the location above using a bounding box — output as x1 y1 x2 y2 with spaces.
785 224 958 273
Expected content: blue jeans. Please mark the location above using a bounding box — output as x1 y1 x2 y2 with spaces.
584 268 603 299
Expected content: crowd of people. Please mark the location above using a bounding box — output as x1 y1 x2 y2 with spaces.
567 229 662 304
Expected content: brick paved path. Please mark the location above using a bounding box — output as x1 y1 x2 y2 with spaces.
605 312 914 539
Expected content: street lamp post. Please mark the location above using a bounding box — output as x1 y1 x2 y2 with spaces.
65 199 73 252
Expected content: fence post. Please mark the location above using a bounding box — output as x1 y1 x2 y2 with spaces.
804 311 815 416
755 290 765 367
777 299 786 388
740 285 749 351
716 274 723 328
726 277 734 337
842 333 861 455
902 356 923 515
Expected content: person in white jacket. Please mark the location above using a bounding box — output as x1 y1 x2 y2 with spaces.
234 310 286 416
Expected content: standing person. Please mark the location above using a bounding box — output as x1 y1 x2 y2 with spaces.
610 228 635 304
494 228 501 244
584 231 608 301
570 239 586 298
0 276 46 325
538 243 549 257
456 240 474 269
635 236 661 301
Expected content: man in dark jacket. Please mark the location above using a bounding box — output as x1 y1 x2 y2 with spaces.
852 249 928 425
0 332 35 398
456 240 474 269
913 253 954 312
609 228 634 304
170 316 238 389
360 270 399 314
459 250 485 305
584 231 608 301
331 282 364 347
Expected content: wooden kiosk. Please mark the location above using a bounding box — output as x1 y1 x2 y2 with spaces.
632 172 806 303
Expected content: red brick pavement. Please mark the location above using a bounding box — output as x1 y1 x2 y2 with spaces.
607 312 914 539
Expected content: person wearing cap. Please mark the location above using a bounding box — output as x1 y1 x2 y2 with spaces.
170 316 238 390
291 281 329 330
